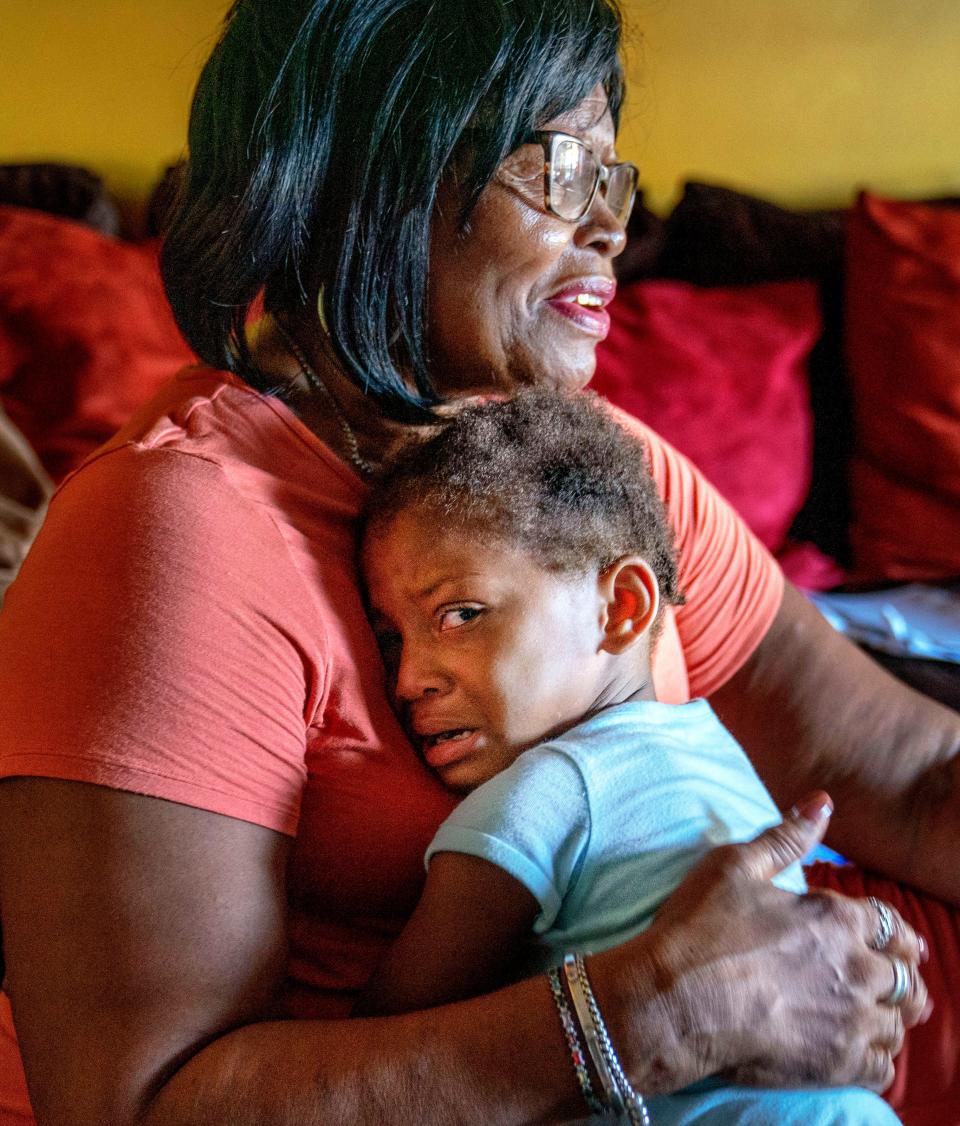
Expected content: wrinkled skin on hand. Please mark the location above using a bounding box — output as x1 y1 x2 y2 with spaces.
602 796 928 1096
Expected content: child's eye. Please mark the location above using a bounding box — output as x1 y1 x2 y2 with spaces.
438 605 483 632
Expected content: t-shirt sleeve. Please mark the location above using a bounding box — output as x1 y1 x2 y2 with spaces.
0 444 325 835
424 747 590 933
608 406 785 698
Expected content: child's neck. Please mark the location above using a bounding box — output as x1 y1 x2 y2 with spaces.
588 651 658 717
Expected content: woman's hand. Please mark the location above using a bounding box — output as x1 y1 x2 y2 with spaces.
591 793 929 1097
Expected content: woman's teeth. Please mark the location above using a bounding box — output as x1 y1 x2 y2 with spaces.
574 293 604 307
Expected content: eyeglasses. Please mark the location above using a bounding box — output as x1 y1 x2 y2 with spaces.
533 131 638 226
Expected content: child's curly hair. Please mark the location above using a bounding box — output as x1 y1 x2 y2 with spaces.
365 389 685 614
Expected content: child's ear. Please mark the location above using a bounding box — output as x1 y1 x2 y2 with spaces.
597 556 660 655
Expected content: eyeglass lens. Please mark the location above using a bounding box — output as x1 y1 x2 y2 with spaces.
604 164 637 225
549 136 635 225
550 137 596 221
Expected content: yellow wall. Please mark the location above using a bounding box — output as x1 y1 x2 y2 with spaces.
2 1 960 217
619 0 960 212
0 0 228 216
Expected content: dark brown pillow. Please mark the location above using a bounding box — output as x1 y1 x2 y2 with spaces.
659 180 845 286
613 191 668 285
0 163 120 236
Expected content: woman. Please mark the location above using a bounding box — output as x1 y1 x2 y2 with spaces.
0 2 952 1123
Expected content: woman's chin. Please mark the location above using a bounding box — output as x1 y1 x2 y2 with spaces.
504 341 598 394
430 339 597 400
526 355 596 394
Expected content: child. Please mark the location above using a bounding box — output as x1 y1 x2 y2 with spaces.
358 389 900 1126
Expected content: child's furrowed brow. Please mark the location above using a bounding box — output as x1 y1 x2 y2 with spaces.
414 572 485 602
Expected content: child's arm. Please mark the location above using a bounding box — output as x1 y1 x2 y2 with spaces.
354 850 540 1016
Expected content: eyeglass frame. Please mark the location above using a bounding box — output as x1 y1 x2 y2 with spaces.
531 130 638 226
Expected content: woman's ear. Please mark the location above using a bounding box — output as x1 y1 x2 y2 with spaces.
597 556 660 655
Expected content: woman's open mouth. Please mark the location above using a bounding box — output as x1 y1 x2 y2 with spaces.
420 727 481 769
544 284 614 339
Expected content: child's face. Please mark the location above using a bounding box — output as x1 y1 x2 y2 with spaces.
363 510 613 792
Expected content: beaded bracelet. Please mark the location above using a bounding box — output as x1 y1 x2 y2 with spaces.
561 956 626 1115
547 966 605 1115
564 953 651 1126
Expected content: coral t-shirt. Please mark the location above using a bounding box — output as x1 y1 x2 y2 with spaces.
0 367 782 1120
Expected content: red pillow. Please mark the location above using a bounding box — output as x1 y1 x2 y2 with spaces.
592 279 819 557
0 205 196 482
846 192 960 583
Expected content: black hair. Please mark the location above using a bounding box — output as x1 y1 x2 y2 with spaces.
160 0 624 416
365 389 685 622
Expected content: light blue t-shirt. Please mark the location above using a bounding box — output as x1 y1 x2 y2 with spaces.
424 701 901 1126
426 699 805 966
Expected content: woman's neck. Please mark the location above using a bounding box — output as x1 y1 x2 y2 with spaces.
251 314 420 477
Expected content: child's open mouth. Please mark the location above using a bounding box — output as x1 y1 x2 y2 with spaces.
420 727 480 768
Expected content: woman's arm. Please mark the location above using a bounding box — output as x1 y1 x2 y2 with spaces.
0 779 925 1126
0 778 585 1126
355 852 540 1016
711 581 960 904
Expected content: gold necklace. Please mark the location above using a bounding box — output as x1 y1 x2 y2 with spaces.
275 322 376 477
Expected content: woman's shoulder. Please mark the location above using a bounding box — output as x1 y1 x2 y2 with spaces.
44 364 368 581
600 400 699 504
83 364 364 498
0 376 331 838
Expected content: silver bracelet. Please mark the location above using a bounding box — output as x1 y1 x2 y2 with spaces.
562 955 626 1114
547 967 605 1115
564 953 651 1126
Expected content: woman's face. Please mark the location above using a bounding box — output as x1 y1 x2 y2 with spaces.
427 86 627 398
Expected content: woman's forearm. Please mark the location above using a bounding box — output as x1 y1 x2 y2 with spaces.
5 780 922 1124
143 970 670 1126
712 582 960 904
0 780 681 1126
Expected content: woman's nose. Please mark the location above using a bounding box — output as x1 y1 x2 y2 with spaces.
574 196 627 258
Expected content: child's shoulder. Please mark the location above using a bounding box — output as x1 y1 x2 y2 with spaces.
544 700 730 792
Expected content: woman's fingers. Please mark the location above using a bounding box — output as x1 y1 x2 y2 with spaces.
639 795 932 1093
862 1043 897 1093
876 953 929 1028
864 895 929 966
731 790 833 882
812 891 931 1029
877 1000 905 1056
858 895 932 1025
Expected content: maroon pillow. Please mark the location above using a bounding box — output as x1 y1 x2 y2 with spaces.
0 206 196 481
592 279 820 561
845 192 960 583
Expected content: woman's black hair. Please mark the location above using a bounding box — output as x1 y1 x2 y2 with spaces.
160 0 624 416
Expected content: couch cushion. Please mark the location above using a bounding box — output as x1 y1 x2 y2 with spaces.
0 163 120 237
0 205 195 482
592 279 820 567
659 180 846 286
845 192 960 583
